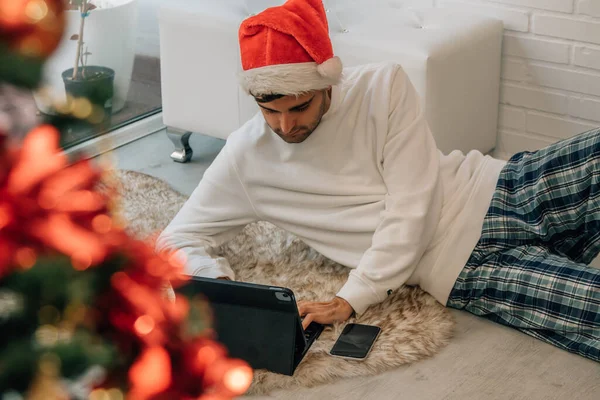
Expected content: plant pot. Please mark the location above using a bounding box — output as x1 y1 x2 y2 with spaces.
62 66 115 124
34 0 138 115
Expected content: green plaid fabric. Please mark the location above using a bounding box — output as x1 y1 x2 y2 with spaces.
448 127 600 362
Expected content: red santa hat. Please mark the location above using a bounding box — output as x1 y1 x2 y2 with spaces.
238 0 343 97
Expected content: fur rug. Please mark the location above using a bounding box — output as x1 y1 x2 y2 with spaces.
112 170 455 395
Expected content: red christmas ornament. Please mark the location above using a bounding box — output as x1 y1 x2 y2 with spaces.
128 346 172 399
0 0 65 59
0 125 254 399
0 124 114 277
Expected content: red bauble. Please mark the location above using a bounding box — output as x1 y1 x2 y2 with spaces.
0 125 113 277
0 0 65 59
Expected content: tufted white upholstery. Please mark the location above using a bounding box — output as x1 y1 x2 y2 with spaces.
158 0 503 162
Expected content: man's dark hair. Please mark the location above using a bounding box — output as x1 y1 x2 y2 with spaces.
253 93 286 103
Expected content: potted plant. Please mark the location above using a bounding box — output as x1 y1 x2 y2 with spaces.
33 0 139 117
62 0 115 122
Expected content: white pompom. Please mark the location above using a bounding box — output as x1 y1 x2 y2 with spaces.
317 56 343 80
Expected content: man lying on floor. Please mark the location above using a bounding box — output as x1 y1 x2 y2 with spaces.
156 0 600 362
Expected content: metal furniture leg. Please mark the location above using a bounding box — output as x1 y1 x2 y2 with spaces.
167 127 193 163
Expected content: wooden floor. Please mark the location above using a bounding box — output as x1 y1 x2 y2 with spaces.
112 131 600 400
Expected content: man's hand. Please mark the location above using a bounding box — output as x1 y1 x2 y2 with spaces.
216 276 231 280
297 297 354 330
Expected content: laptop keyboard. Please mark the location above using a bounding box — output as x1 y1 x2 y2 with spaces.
296 319 324 355
303 321 321 342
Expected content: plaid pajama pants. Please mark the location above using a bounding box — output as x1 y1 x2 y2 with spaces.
447 127 600 362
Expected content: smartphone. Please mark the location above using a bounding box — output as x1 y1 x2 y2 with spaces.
329 323 381 360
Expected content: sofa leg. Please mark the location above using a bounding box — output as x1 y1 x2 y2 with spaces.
167 127 193 163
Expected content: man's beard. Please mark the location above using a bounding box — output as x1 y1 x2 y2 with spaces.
275 126 315 143
272 94 327 144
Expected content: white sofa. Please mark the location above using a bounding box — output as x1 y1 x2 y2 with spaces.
158 0 503 162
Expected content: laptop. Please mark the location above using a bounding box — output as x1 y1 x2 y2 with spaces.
178 276 324 376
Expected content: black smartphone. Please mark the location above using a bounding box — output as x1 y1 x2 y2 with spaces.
329 323 381 359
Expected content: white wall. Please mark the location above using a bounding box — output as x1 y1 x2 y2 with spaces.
431 0 600 159
137 0 600 158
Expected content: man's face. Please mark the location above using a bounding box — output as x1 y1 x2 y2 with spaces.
256 90 329 144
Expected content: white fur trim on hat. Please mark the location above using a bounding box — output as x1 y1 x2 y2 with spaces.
239 56 343 96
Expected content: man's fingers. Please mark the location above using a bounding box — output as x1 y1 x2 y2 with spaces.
298 301 328 316
302 310 339 328
297 301 307 316
298 299 353 328
302 314 314 330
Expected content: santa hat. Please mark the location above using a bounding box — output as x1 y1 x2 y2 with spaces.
238 0 343 97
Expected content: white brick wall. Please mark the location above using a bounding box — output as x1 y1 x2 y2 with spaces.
433 0 600 159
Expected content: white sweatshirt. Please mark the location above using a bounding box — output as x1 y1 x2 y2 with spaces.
156 62 507 315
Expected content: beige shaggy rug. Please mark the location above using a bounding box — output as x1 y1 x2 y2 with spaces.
111 170 455 396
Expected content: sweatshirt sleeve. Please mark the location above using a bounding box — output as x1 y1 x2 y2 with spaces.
155 144 258 279
336 66 442 315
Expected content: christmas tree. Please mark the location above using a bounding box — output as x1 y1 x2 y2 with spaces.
0 1 253 398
